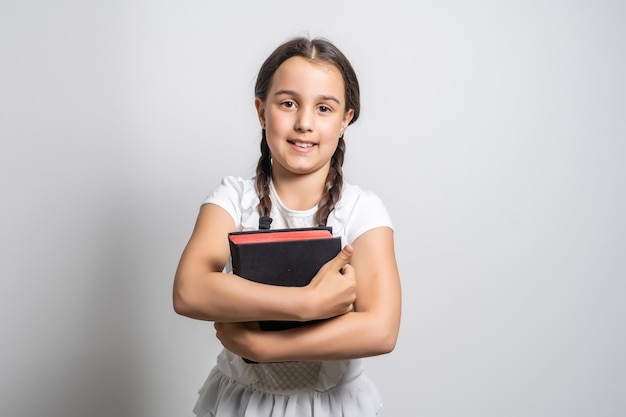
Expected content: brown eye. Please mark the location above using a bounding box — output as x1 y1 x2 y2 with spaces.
319 105 331 113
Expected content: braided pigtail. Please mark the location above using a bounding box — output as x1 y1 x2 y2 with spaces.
255 131 273 222
315 136 345 226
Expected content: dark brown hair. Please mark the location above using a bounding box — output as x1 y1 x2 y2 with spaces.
254 37 361 226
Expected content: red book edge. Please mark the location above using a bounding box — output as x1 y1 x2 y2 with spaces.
229 229 333 244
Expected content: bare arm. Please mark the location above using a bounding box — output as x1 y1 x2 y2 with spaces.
214 226 402 361
173 203 355 322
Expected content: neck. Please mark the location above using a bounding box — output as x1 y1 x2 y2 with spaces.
271 165 329 211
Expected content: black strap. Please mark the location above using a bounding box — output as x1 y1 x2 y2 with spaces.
258 216 273 230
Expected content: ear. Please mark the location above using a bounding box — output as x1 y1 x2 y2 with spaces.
255 97 266 128
341 108 355 135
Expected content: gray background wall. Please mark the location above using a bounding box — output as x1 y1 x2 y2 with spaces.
1 1 624 416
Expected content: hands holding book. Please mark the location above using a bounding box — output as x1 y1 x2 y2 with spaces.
214 245 356 362
228 227 355 331
302 244 356 320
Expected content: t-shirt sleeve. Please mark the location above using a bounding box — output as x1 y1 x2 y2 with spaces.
203 176 253 228
346 190 393 244
330 185 394 245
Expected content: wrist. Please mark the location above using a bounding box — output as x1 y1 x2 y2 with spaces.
295 286 315 322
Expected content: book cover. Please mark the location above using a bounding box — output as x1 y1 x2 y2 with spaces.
228 227 341 331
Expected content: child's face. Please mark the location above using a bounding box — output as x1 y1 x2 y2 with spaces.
255 56 354 179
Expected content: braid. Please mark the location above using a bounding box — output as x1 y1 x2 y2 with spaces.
315 136 345 226
255 131 273 218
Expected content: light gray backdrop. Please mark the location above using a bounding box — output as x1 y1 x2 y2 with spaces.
1 1 624 416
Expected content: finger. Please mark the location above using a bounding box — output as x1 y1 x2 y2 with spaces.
340 263 354 276
327 244 353 272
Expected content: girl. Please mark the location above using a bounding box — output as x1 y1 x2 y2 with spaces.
173 36 401 417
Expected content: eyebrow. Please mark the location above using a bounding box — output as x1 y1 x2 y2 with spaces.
273 89 342 105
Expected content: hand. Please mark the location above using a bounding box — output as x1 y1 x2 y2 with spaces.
214 321 263 361
304 245 357 320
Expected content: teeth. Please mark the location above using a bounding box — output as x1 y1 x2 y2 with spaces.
293 141 314 148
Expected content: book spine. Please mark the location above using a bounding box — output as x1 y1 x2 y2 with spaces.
228 239 241 275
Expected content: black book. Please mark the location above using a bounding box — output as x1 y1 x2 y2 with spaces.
228 227 341 331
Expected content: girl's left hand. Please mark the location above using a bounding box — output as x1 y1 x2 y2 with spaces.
214 321 264 361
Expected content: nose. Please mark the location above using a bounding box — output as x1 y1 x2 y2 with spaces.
294 108 313 132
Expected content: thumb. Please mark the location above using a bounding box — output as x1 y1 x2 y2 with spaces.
327 244 353 272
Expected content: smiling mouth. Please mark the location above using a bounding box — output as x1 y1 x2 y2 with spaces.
289 140 315 148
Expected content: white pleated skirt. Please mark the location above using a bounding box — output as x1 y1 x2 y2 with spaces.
193 349 382 417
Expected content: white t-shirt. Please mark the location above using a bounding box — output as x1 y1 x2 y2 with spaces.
193 176 393 417
204 176 393 247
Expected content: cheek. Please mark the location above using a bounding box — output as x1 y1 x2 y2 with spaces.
321 120 344 138
264 115 288 152
266 112 291 133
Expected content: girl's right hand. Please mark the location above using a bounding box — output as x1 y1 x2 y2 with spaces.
303 245 357 320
